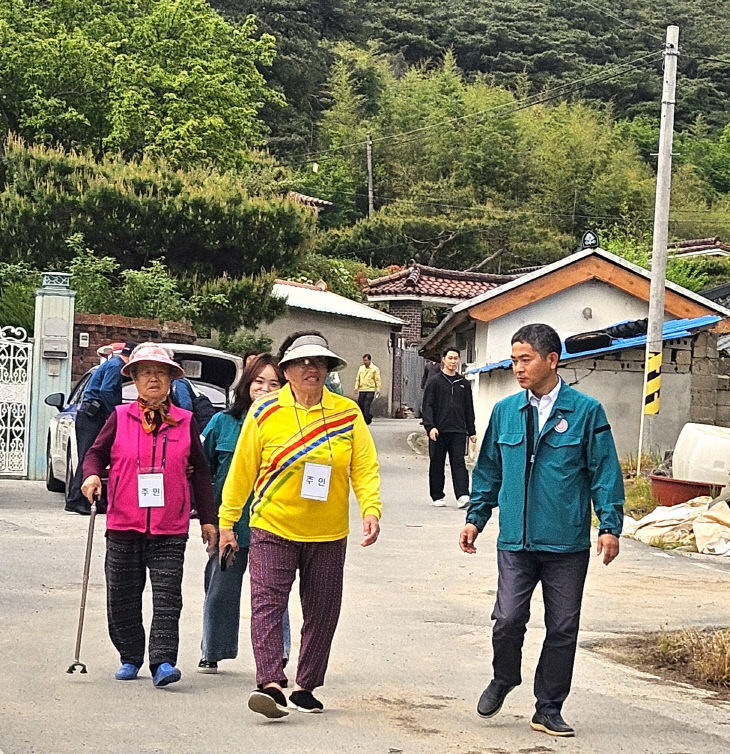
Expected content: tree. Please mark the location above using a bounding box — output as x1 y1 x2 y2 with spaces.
0 137 313 278
0 0 280 169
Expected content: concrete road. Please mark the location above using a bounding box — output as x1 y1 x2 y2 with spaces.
1 418 729 754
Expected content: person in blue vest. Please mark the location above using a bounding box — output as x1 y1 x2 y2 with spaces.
459 323 624 739
65 341 136 515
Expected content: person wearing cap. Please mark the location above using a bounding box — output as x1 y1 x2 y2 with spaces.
65 341 137 515
81 342 216 687
218 330 382 718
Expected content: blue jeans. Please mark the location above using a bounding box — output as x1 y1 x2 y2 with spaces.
201 547 291 663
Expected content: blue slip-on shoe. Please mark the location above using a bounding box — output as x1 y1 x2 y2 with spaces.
152 663 181 687
115 663 139 681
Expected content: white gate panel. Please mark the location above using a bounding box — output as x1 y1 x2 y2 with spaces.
0 326 32 476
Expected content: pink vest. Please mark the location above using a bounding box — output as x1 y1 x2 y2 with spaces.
106 403 193 536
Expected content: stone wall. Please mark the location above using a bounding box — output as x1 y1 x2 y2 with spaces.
72 314 196 381
689 331 721 425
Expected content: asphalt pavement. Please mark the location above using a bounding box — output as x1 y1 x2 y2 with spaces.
1 418 729 753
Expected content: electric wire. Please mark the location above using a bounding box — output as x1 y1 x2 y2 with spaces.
573 0 666 43
295 50 662 164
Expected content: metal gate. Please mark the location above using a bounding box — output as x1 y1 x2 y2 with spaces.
402 346 426 417
0 326 32 476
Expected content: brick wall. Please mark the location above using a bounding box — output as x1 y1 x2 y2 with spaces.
72 313 196 381
388 300 422 344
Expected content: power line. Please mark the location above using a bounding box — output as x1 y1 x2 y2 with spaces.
308 188 730 223
296 50 661 164
574 0 666 43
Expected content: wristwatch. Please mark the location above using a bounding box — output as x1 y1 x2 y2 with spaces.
598 528 615 536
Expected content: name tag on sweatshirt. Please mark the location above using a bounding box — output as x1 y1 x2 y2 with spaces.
300 462 332 501
138 471 165 508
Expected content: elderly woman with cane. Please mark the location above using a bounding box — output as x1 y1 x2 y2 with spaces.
218 331 382 718
197 353 291 673
81 343 216 687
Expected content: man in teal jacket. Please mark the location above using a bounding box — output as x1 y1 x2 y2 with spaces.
459 323 624 739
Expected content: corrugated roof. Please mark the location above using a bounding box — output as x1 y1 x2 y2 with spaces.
467 315 722 375
273 281 403 325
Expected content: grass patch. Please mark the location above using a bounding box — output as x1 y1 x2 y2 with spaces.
624 476 656 520
590 629 730 698
652 628 730 687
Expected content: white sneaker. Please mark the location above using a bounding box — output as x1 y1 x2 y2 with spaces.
457 495 470 509
432 498 447 507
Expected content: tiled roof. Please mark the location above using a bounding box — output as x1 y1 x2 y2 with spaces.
669 237 730 256
365 262 518 300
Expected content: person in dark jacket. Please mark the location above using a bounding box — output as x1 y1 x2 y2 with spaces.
459 323 624 738
65 341 136 515
421 347 476 508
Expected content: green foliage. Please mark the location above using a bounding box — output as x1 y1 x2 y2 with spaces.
0 262 37 332
601 227 711 292
0 137 312 277
214 330 273 357
65 236 118 314
210 1 363 157
286 252 388 300
190 274 286 337
0 0 280 169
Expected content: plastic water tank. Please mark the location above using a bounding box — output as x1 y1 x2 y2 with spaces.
672 423 730 485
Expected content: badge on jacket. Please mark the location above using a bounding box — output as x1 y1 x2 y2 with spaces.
554 418 569 434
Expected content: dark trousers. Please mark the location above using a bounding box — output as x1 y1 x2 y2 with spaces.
491 549 590 716
248 528 347 691
200 541 294 663
67 406 106 507
428 432 469 500
357 391 375 425
105 535 187 671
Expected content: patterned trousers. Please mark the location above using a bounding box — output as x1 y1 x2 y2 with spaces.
105 535 187 671
248 528 347 691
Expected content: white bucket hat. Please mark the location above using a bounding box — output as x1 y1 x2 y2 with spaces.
279 334 347 372
121 342 185 379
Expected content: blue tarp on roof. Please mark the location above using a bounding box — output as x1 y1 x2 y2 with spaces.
467 315 722 375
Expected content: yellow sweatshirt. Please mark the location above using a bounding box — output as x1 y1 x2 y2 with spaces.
219 383 382 542
355 364 381 392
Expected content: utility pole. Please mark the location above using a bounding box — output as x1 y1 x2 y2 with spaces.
636 25 679 477
366 133 374 217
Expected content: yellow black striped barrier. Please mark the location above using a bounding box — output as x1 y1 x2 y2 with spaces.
644 351 662 414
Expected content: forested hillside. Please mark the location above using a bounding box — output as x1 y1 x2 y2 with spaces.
211 1 730 154
2 1 730 336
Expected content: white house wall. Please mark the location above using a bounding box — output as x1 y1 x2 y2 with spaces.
480 279 661 366
474 366 690 460
467 279 683 457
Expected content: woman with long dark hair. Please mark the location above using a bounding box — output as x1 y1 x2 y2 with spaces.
197 354 287 673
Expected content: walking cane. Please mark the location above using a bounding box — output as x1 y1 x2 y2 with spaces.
67 498 98 674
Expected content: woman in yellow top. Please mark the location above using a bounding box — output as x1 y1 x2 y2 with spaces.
218 331 382 719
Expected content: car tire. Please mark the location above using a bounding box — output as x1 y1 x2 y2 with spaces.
45 439 65 493
64 447 75 504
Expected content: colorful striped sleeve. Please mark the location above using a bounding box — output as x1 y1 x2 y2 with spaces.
219 410 262 530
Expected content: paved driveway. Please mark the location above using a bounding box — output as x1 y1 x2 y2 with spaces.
1 419 729 753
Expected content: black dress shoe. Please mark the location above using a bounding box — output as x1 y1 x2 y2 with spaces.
530 711 575 737
477 680 515 718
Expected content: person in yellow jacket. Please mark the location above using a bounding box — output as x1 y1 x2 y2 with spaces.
354 353 381 425
218 331 382 719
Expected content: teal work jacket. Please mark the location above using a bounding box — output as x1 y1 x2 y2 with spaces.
467 382 624 552
202 411 252 547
